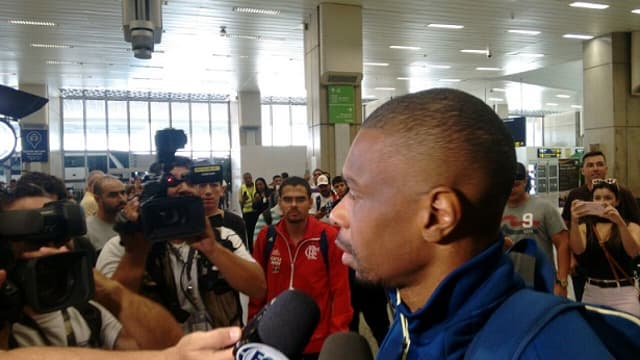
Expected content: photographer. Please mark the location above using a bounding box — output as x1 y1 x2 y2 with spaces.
569 179 640 316
0 183 182 350
97 156 266 333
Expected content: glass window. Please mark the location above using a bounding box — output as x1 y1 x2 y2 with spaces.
108 101 129 151
191 102 210 152
272 105 291 146
150 102 170 151
211 103 230 151
129 101 150 153
170 102 191 151
63 99 85 151
261 104 272 146
291 105 307 146
85 100 107 151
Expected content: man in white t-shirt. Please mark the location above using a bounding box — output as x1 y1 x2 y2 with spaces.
310 175 336 224
1 185 182 350
97 156 265 333
86 175 126 251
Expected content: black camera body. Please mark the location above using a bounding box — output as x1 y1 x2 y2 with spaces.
0 200 94 320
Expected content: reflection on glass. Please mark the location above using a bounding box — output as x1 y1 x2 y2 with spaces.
191 102 210 152
86 100 107 151
108 101 128 151
130 101 150 153
171 102 191 151
150 102 170 151
261 104 272 146
211 103 229 150
63 100 85 151
272 105 290 146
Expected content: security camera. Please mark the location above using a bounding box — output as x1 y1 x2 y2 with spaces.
486 47 492 59
122 0 163 59
220 26 227 36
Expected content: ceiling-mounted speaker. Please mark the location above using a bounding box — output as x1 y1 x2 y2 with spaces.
318 3 363 85
122 0 163 60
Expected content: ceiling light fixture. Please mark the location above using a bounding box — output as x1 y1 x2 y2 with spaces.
563 33 594 40
489 98 504 102
439 79 461 82
632 9 640 14
9 20 56 26
46 60 81 65
491 88 506 92
430 65 451 69
546 103 559 106
389 45 421 50
571 105 583 109
428 23 464 29
375 87 396 91
232 7 281 15
569 2 609 10
397 77 411 80
460 49 489 55
507 52 545 58
32 43 73 48
363 62 389 67
507 29 540 35
476 67 501 71
556 94 571 98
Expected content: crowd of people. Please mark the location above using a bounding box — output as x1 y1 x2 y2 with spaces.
1 88 639 359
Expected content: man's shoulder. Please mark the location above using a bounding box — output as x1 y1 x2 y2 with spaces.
223 210 243 222
567 185 590 199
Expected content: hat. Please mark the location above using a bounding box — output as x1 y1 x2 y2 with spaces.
515 162 527 180
317 174 330 186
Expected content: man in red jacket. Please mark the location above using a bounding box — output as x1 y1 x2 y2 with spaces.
249 176 353 359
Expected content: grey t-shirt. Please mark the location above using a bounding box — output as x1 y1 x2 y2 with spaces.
501 196 566 267
86 216 117 251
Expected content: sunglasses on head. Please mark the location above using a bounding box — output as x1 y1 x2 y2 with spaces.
592 178 616 185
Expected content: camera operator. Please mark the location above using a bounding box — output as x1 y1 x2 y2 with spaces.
0 179 183 350
97 156 266 334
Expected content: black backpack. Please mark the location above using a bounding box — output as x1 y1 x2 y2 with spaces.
262 225 329 273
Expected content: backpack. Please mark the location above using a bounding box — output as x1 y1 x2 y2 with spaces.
9 302 103 348
466 238 640 358
262 225 329 273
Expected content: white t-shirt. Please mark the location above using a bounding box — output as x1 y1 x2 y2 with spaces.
310 193 333 223
96 227 255 331
86 216 118 250
12 301 122 349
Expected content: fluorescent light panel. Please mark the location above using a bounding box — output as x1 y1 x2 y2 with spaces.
9 19 56 26
232 7 281 15
428 23 464 29
363 62 389 67
491 88 506 92
569 2 609 10
546 103 559 106
571 105 583 109
32 43 73 48
430 65 451 69
389 45 421 50
397 77 410 80
507 29 540 35
507 52 545 58
633 9 640 14
489 97 504 102
476 67 501 71
460 49 488 55
375 87 396 91
439 79 461 82
46 60 81 65
556 94 571 98
563 33 594 40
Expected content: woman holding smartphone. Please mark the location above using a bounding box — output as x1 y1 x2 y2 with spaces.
569 179 640 316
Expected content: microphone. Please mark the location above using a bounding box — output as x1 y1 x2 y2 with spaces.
319 332 374 360
234 289 320 360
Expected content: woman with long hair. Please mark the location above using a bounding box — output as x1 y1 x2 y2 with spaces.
252 177 273 215
569 178 640 316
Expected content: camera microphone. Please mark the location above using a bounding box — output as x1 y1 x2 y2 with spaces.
319 332 374 360
234 289 320 360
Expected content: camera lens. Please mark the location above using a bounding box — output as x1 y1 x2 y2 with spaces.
35 256 74 307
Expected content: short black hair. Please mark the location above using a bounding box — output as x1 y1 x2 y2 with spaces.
169 156 193 170
93 175 123 196
279 176 311 198
273 174 282 181
332 175 346 186
281 172 289 179
13 172 67 201
582 151 606 164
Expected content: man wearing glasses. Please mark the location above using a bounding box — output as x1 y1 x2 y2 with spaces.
561 151 640 300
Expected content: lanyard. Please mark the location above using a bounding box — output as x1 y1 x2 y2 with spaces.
396 289 411 360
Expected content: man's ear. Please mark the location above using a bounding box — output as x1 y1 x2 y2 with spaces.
418 187 461 243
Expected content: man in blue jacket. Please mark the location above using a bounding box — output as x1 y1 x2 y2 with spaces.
330 88 639 359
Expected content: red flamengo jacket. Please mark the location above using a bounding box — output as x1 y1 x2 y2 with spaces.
249 215 353 354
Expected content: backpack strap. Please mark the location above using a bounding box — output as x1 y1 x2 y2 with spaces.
263 225 277 269
319 229 329 273
465 289 581 359
74 302 103 348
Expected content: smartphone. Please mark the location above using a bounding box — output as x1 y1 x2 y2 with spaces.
579 201 606 217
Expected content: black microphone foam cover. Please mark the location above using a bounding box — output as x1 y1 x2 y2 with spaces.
319 332 373 360
241 289 320 359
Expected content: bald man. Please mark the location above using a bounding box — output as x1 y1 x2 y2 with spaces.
330 88 640 359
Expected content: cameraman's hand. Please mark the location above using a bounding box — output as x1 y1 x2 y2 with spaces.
122 197 141 223
20 245 68 259
188 217 221 257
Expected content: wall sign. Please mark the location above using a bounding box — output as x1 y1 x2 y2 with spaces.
21 128 48 162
